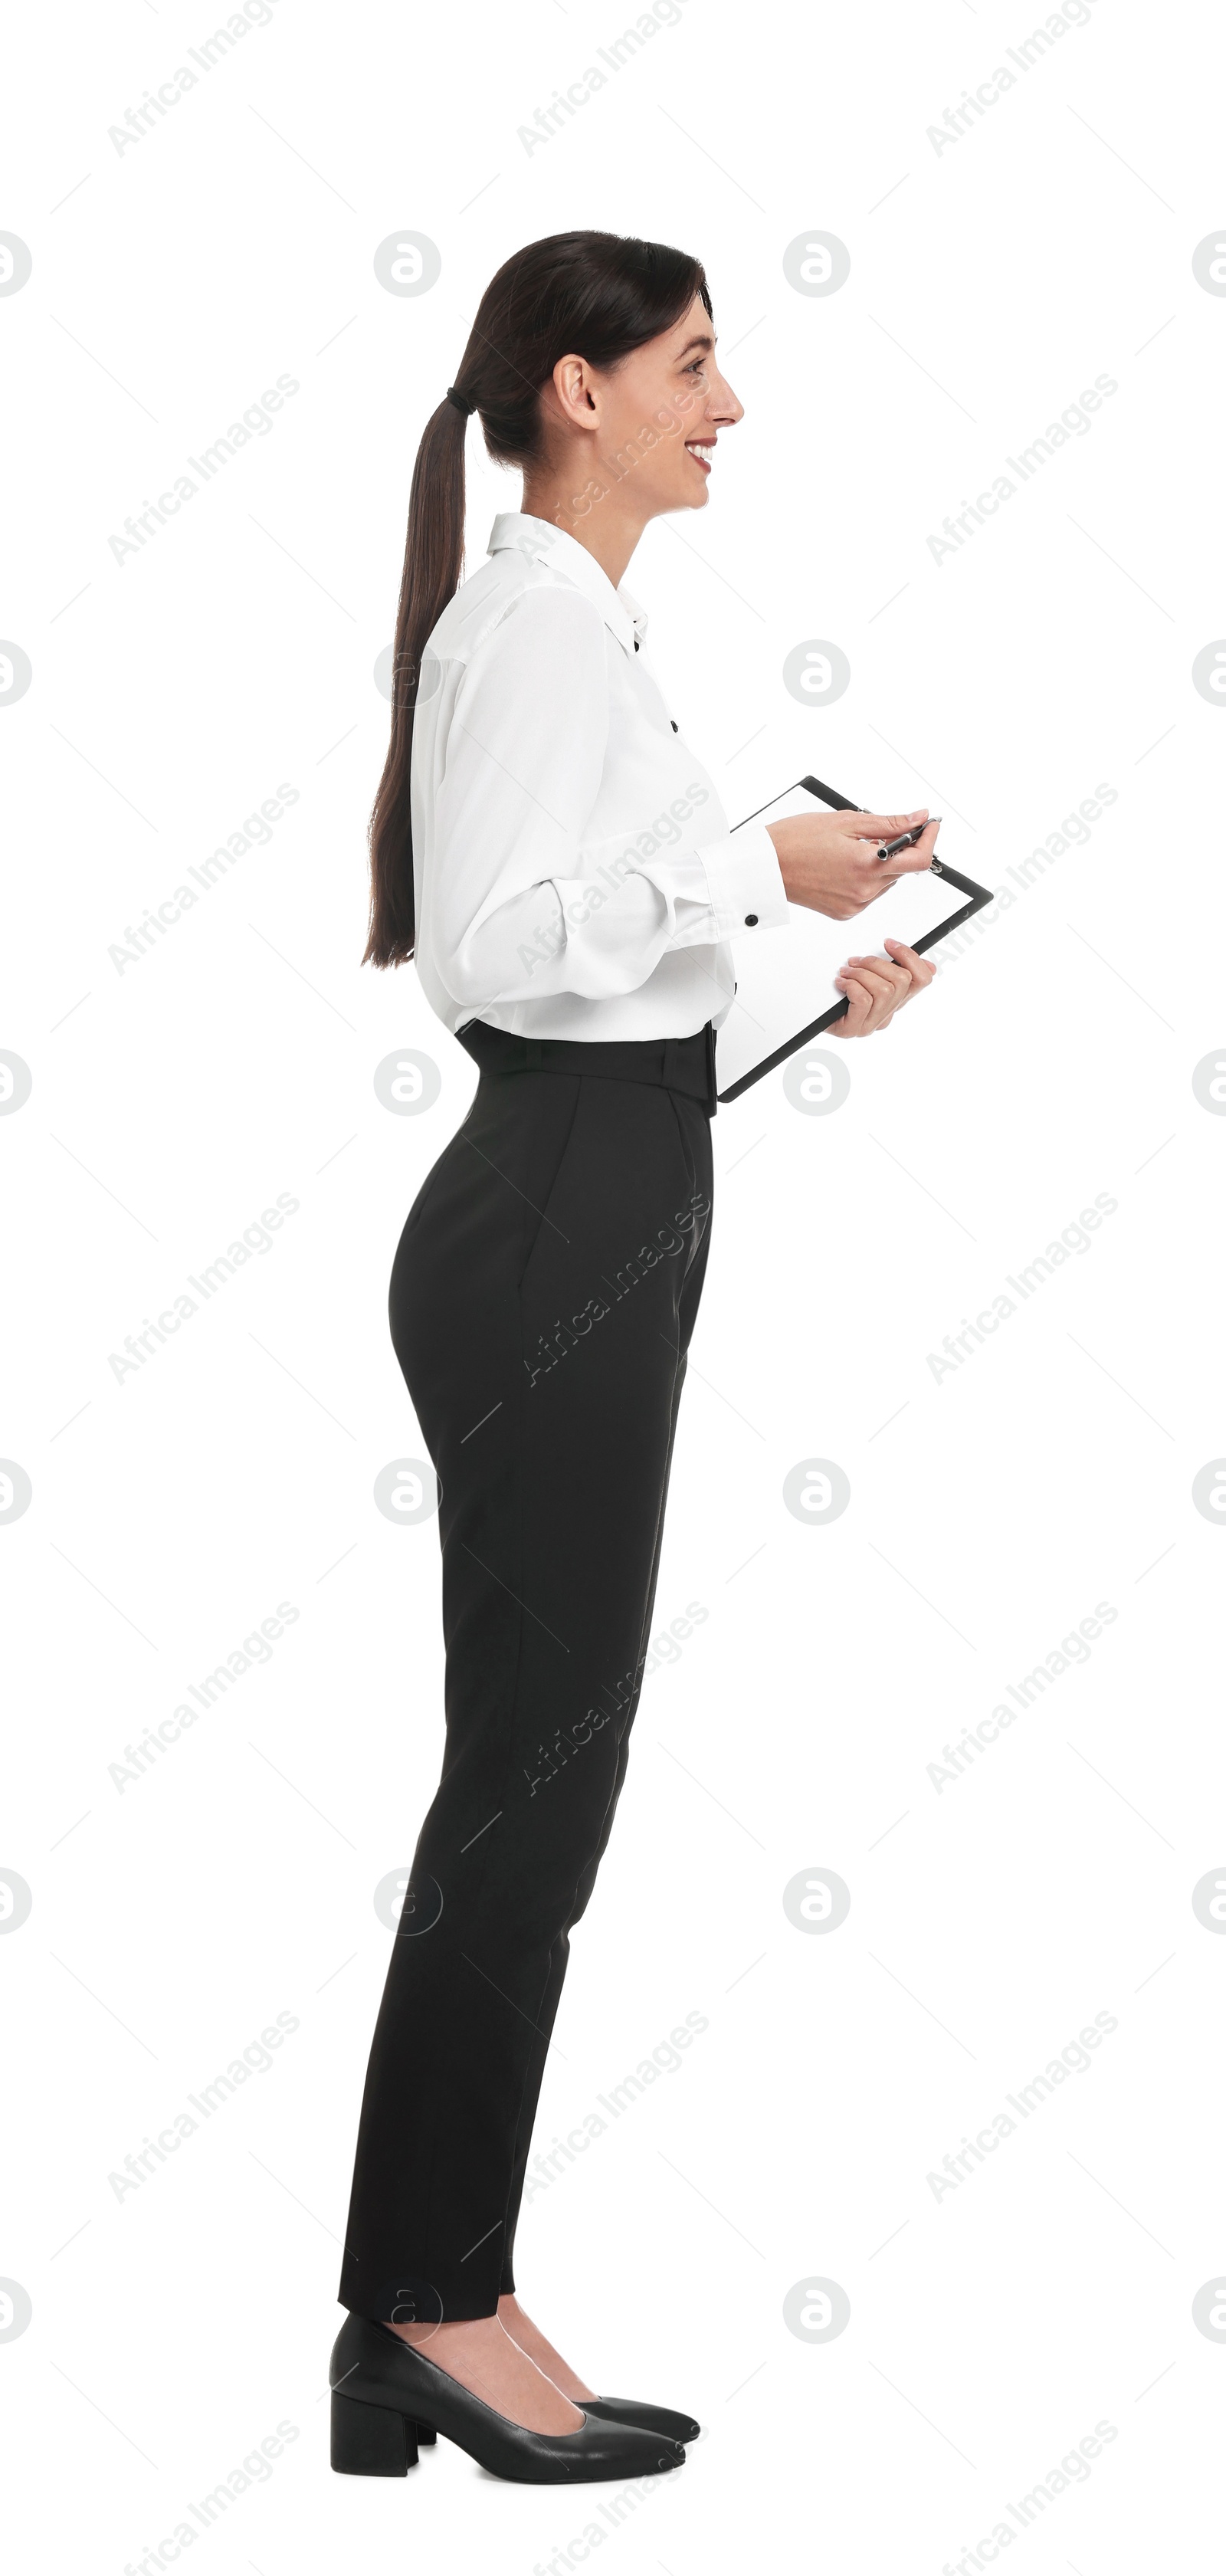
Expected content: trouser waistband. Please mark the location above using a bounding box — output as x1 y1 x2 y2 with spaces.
455 1018 719 1114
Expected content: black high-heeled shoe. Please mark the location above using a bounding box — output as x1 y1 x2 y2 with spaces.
385 2394 699 2449
329 2315 687 2486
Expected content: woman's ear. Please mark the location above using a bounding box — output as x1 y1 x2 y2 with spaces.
550 354 604 425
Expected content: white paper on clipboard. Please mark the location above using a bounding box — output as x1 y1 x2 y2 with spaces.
714 783 956 1098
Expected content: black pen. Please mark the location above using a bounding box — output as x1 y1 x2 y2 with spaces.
876 816 941 860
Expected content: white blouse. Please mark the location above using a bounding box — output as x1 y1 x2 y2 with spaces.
408 510 790 1042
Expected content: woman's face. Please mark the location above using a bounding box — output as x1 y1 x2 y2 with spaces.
552 290 745 527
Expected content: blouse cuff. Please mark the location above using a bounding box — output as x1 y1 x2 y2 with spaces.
693 821 791 941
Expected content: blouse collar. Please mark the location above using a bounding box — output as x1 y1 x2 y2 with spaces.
487 511 649 658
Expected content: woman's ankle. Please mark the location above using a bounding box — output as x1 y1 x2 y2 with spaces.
495 2292 598 2401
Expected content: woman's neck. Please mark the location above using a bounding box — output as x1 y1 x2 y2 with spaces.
520 474 647 593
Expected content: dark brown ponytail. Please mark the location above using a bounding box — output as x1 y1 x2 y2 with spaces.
362 230 712 968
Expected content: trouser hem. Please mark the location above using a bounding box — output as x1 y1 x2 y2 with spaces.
337 2288 503 2325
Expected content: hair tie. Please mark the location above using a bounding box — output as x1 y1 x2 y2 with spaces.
445 386 475 417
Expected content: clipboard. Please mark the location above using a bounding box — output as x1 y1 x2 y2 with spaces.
715 774 994 1103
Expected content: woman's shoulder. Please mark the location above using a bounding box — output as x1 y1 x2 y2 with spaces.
426 546 605 670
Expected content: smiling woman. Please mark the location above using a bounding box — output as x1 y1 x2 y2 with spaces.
332 228 937 2498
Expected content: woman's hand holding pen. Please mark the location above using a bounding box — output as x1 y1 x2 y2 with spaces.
764 804 941 1039
765 805 940 917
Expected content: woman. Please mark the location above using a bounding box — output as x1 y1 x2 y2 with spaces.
330 229 938 2488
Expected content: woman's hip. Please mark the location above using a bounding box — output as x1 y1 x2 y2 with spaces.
389 1065 713 1417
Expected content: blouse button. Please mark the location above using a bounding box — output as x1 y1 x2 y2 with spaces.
670 719 678 731
744 914 759 927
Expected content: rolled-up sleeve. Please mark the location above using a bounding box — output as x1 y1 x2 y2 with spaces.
426 589 788 1014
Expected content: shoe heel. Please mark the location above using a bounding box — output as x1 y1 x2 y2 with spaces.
330 2390 418 2476
413 2420 437 2446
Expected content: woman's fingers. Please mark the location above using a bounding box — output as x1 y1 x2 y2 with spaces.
877 815 942 880
847 964 901 1027
849 808 928 840
829 964 872 1035
828 937 938 1038
882 938 938 1001
831 959 900 1036
831 943 935 1037
854 815 941 907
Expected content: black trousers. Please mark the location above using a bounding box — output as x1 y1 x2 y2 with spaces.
338 1019 718 2322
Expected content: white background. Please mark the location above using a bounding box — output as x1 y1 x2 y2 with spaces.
4 1 1226 2568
